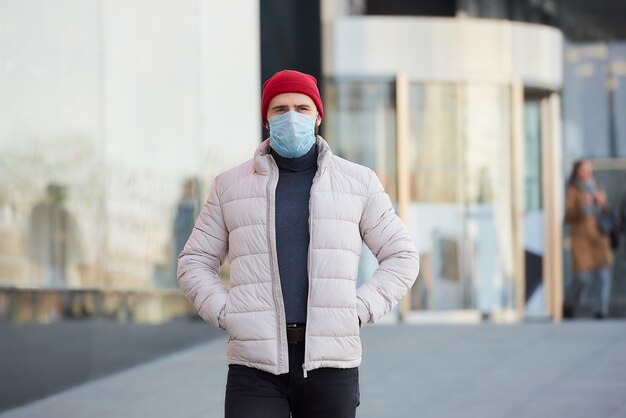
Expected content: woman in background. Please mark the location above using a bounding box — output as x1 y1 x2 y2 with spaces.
563 159 613 319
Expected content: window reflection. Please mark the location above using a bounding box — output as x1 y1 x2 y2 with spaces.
0 143 213 322
463 85 515 313
409 83 515 312
165 177 203 289
523 99 545 315
27 183 87 288
407 84 467 311
408 84 462 204
325 79 397 202
524 101 542 212
0 137 101 290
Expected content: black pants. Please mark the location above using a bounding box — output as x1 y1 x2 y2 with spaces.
224 343 359 418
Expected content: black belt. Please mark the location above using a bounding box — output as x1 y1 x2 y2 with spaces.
286 324 306 344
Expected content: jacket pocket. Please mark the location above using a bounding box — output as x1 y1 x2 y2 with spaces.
217 304 227 330
218 293 231 331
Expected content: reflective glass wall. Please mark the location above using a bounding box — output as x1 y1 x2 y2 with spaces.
324 80 397 201
562 41 626 317
326 80 517 314
522 98 545 316
408 84 515 313
0 0 259 324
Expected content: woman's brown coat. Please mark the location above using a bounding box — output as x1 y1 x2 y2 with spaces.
564 185 613 273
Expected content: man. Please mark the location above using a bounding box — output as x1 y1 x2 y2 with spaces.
28 183 89 318
28 183 85 288
177 70 419 418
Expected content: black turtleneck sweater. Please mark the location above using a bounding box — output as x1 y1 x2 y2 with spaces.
270 144 318 325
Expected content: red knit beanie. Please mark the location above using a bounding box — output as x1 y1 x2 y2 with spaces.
261 70 324 125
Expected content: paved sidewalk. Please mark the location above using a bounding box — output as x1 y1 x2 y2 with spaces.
0 319 220 411
2 321 626 418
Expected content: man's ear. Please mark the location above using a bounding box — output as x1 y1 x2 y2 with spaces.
316 116 322 127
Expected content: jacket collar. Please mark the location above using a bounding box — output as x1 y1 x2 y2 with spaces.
254 136 333 176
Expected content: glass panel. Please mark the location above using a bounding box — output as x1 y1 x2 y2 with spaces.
406 84 466 310
524 102 542 213
0 2 233 323
562 43 610 160
325 80 397 202
563 42 626 161
463 84 515 312
583 165 626 317
0 8 103 294
523 99 545 315
406 83 515 312
610 43 626 157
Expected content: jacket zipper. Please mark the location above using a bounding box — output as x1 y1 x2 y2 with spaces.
303 164 323 379
267 159 287 373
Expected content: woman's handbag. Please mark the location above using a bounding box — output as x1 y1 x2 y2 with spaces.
596 209 620 249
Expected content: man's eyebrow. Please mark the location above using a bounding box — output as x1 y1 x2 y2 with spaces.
271 104 289 110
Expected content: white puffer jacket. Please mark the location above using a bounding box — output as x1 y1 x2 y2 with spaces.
177 137 419 375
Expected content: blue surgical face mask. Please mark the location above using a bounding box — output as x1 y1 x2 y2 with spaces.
268 110 317 158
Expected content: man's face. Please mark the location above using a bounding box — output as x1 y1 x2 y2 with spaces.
266 93 321 128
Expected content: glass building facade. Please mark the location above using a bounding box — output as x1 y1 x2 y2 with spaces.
324 15 564 319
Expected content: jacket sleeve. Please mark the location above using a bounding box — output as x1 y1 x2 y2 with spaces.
177 179 229 329
356 171 420 324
